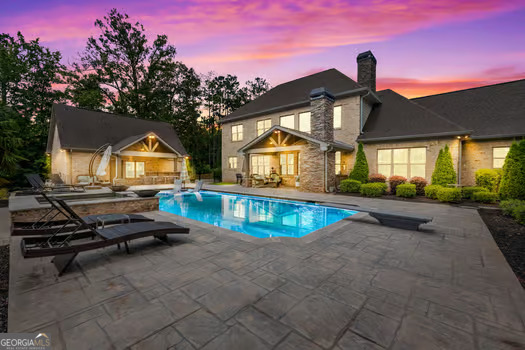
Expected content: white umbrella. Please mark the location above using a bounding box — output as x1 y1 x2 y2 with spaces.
180 158 189 184
96 146 112 176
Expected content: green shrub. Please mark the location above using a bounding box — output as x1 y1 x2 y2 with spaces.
212 167 222 182
0 188 8 200
368 173 386 183
499 141 525 200
349 143 369 183
388 175 407 194
340 179 361 193
472 191 499 204
360 183 387 197
500 199 525 225
409 176 427 195
475 168 502 192
424 184 442 199
396 184 416 198
431 145 457 186
461 186 488 199
436 187 462 202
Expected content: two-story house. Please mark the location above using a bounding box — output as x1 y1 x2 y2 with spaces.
221 51 525 192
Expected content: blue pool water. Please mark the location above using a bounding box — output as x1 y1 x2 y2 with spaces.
157 191 357 238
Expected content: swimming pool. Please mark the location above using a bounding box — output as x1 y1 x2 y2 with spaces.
157 191 357 238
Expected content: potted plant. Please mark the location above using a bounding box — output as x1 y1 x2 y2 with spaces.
295 175 300 187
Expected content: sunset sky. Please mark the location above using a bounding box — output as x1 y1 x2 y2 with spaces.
2 0 525 97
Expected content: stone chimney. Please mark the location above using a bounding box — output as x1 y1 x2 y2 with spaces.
309 87 335 142
357 50 377 91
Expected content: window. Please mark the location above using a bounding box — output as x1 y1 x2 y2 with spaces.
335 151 341 175
257 119 272 136
377 147 426 178
280 153 295 175
231 124 243 141
334 106 342 129
299 112 311 133
280 115 294 129
251 155 270 175
125 161 145 178
493 147 510 168
228 156 238 169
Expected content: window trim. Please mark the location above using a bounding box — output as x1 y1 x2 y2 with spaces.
492 146 510 169
231 124 243 142
125 161 145 178
376 147 427 178
333 105 342 130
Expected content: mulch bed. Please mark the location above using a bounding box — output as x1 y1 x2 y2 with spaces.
0 245 8 332
478 208 525 288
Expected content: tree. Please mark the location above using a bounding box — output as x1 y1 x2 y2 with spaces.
349 143 369 183
499 141 525 200
431 145 456 186
0 105 24 178
65 73 105 110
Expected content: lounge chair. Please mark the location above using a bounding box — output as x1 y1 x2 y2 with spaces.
11 193 153 236
173 179 182 193
21 198 190 275
188 180 204 193
26 174 85 193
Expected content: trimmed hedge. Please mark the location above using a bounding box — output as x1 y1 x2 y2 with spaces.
461 186 488 199
431 145 457 186
472 191 499 204
369 173 387 183
409 176 427 195
436 187 462 202
499 141 525 200
500 199 525 225
475 168 502 192
388 175 407 194
396 183 416 198
349 143 369 183
340 179 361 193
424 185 442 199
360 183 387 197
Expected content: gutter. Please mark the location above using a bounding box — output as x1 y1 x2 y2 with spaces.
358 130 472 143
470 133 525 140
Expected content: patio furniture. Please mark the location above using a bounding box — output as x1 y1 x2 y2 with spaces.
11 192 154 236
110 185 129 192
236 173 243 184
251 174 277 188
76 175 93 187
174 179 183 193
132 190 160 197
268 173 282 187
188 180 204 193
26 174 85 193
20 198 190 275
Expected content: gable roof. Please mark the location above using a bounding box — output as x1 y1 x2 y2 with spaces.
358 89 469 142
47 104 187 155
412 79 525 139
238 125 355 153
223 69 367 123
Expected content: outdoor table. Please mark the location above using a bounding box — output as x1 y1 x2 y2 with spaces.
96 214 130 229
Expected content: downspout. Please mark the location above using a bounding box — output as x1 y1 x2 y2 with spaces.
360 91 371 133
69 149 73 184
324 145 334 192
458 138 463 185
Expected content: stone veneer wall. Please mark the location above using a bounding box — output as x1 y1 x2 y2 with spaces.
11 197 159 223
299 142 325 192
310 95 334 142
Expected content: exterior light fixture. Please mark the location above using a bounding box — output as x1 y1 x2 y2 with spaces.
60 149 65 152
464 135 469 139
185 156 190 159
457 136 461 139
148 135 155 139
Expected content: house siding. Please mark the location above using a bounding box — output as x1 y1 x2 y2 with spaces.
461 139 514 185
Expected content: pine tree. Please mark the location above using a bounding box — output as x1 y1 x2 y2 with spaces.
499 141 525 200
349 143 369 183
431 145 456 186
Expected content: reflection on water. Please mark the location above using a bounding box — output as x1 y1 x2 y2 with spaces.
158 191 356 238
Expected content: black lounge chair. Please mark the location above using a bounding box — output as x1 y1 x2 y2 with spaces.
25 173 85 193
21 199 189 275
11 193 154 236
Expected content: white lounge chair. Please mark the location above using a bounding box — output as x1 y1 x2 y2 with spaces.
188 180 204 193
173 179 182 193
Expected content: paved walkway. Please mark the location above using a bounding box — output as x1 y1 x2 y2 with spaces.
7 188 525 349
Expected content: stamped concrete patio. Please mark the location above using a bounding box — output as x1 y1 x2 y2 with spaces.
7 186 525 349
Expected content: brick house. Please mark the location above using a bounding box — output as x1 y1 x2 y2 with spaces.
221 51 525 192
47 104 188 186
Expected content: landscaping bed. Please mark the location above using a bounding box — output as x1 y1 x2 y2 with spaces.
0 245 9 332
478 208 525 288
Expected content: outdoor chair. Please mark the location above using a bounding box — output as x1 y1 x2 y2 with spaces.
20 198 190 275
174 179 183 193
251 174 267 188
11 192 154 236
26 174 85 193
268 173 282 187
236 173 243 184
188 180 204 193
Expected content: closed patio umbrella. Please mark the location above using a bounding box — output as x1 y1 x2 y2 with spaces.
96 145 112 177
180 158 189 188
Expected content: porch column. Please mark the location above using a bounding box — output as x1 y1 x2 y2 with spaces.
241 153 250 187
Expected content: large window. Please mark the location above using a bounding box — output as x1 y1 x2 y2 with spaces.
228 156 238 169
335 151 341 175
251 155 270 175
493 147 510 168
280 115 294 129
125 161 145 178
231 124 243 141
334 106 342 129
299 112 311 133
377 147 426 178
257 119 272 136
280 153 295 175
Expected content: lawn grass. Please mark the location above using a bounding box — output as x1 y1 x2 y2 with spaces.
211 182 237 185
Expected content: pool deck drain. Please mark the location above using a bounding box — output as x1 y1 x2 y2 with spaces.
6 185 525 349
